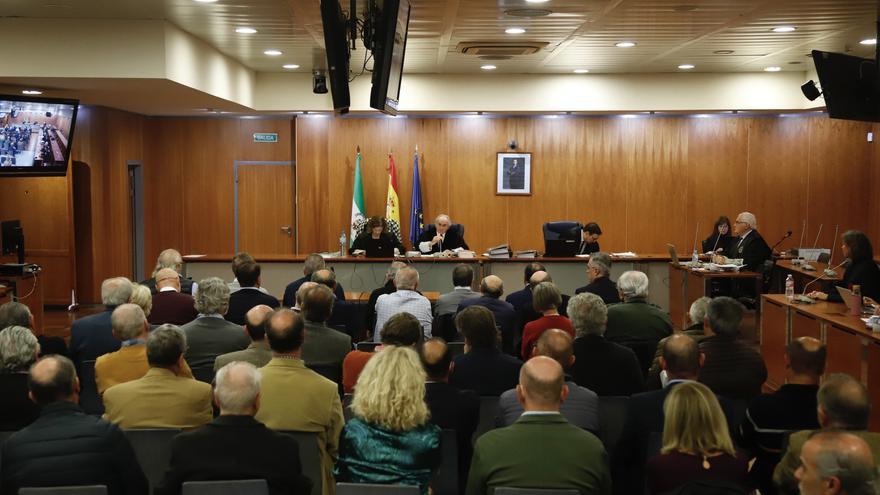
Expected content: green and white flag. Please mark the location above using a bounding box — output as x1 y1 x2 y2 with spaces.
350 149 365 246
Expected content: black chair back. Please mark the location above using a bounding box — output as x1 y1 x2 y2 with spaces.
19 487 108 495
336 483 420 494
597 395 630 459
279 431 322 495
77 360 103 415
181 480 269 495
431 429 458 495
617 340 659 379
431 313 457 342
494 489 579 495
123 428 181 491
473 396 500 444
447 342 466 359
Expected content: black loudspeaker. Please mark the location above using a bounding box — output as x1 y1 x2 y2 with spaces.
801 80 822 101
313 71 328 94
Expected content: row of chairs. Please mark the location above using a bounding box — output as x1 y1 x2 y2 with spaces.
15 482 577 494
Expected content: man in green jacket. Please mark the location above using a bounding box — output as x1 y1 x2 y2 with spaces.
466 356 611 495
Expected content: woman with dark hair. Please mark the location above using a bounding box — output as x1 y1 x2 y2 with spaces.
809 230 880 302
702 216 734 254
349 216 405 257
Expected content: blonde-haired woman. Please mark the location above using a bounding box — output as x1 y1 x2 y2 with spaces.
129 284 153 317
646 381 749 493
335 345 440 494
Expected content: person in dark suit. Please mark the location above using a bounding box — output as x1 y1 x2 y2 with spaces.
0 355 148 495
300 284 352 370
0 326 40 430
457 275 519 355
449 306 523 396
180 277 250 383
574 252 620 304
140 248 196 295
417 214 469 254
349 216 405 257
311 269 359 338
155 361 312 495
69 277 133 371
719 212 772 272
808 230 880 303
420 338 479 493
225 261 280 325
149 267 199 326
281 253 346 307
702 216 735 254
568 292 644 396
0 301 68 357
504 262 546 312
576 222 602 256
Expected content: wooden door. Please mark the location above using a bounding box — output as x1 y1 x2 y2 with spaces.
236 164 295 256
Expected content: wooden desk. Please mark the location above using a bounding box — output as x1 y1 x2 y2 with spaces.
760 294 880 430
776 260 842 293
346 291 440 304
669 263 760 329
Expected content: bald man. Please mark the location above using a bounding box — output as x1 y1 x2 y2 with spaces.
497 330 599 432
458 275 518 355
149 267 199 326
214 304 274 371
141 248 196 295
466 356 611 495
795 431 877 495
374 267 432 341
1 356 148 494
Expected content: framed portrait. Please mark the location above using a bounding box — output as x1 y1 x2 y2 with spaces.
496 152 531 195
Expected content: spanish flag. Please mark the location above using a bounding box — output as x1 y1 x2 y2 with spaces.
385 154 400 227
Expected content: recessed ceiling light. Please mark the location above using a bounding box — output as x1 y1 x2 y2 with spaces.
764 66 782 72
282 64 300 70
860 38 877 45
22 90 42 95
678 64 695 70
264 49 283 56
235 27 257 34
713 50 735 55
193 0 217 3
772 26 796 33
573 69 590 74
620 114 638 119
615 41 636 48
525 0 549 3
505 27 526 34
480 64 497 70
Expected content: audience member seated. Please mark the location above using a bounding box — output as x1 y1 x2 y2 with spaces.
458 275 518 355
336 346 440 494
520 282 574 359
225 260 280 325
466 356 611 494
292 281 316 312
0 326 40 430
605 271 672 373
645 381 749 494
141 248 196 295
149 267 199 326
95 304 193 395
794 431 878 495
374 267 432 341
774 373 880 494
256 309 344 495
449 306 522 396
103 324 212 429
282 253 345 306
155 362 312 495
644 296 711 390
574 252 620 304
698 296 767 401
741 337 825 494
421 338 480 491
435 264 480 317
0 301 68 356
808 230 880 303
504 262 546 312
214 305 274 371
181 277 250 383
518 271 572 327
128 284 154 322
499 329 599 433
227 251 265 294
0 355 148 494
343 312 421 393
70 277 134 371
568 293 643 396
311 269 358 338
300 284 352 369
365 261 406 332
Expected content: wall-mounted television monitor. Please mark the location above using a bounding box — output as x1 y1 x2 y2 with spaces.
0 95 79 177
369 0 410 115
812 49 880 123
320 0 351 114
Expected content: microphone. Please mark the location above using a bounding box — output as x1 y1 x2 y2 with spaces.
770 230 793 253
797 259 847 303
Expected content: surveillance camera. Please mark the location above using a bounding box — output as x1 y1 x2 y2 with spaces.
313 70 328 94
507 139 518 150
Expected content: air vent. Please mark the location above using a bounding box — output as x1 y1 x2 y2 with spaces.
458 42 548 56
479 55 514 61
504 9 552 17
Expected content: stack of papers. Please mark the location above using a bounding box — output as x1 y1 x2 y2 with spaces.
611 252 638 258
487 244 511 259
514 250 537 259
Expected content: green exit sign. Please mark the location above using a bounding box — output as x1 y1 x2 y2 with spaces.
253 132 278 143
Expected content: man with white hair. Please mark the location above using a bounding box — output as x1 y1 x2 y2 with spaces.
373 267 432 341
70 277 134 371
140 248 196 295
723 211 772 272
0 326 41 430
574 252 620 305
794 431 877 495
155 361 312 495
417 214 469 254
604 271 672 375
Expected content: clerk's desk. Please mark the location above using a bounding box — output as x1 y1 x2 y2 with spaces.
761 294 880 430
668 263 761 330
775 259 842 293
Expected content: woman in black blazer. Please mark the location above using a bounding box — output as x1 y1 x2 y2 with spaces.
349 216 404 257
809 230 880 302
702 216 734 254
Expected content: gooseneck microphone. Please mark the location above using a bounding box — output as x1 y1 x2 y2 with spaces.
799 259 848 301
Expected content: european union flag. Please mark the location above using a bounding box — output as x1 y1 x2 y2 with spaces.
409 151 424 248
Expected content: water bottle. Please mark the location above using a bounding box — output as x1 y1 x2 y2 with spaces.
339 231 347 257
785 274 794 300
691 249 699 266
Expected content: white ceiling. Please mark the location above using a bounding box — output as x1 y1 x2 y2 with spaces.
3 0 877 74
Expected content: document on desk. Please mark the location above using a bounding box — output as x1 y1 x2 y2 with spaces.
612 252 637 258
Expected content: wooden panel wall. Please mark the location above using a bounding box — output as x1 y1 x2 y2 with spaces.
296 115 876 255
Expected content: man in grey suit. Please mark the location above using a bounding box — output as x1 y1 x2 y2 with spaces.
214 304 274 372
496 329 599 434
300 284 352 369
435 264 480 317
181 277 250 383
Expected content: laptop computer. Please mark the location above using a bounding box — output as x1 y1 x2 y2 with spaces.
667 243 685 265
545 239 580 258
365 237 396 258
836 286 869 315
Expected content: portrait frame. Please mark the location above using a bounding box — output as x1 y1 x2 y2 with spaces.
496 152 531 196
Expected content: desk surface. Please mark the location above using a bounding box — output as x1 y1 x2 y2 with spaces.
776 260 842 281
668 262 761 279
763 294 875 340
184 253 674 263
